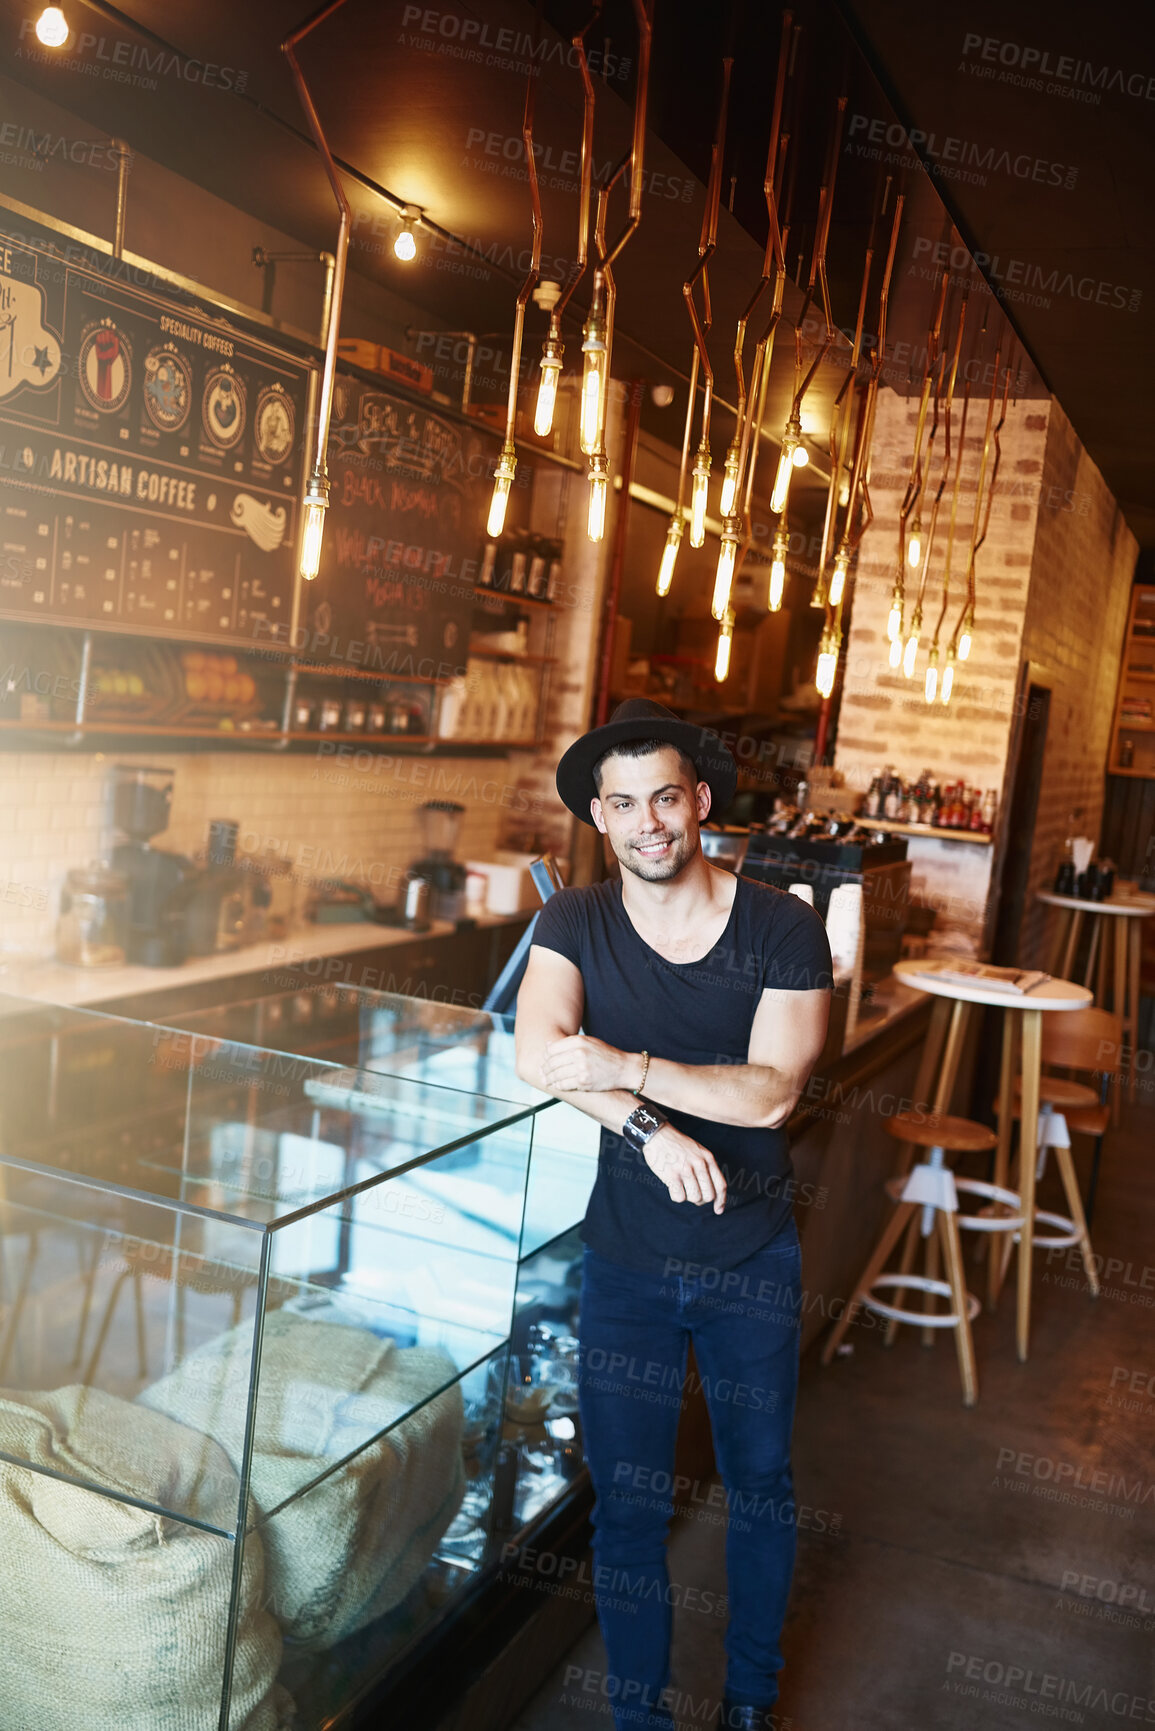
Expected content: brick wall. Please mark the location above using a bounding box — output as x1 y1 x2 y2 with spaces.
1013 400 1138 967
834 387 1049 954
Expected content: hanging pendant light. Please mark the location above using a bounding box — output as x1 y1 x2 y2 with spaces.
768 526 787 612
657 516 683 597
487 443 517 538
586 450 609 542
719 439 741 517
534 330 564 436
712 521 739 620
579 286 608 456
815 628 839 699
827 548 849 608
689 441 711 548
715 606 735 683
771 413 803 515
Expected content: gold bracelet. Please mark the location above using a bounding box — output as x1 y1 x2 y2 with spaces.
634 1050 650 1097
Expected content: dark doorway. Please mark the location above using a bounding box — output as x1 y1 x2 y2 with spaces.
991 682 1052 965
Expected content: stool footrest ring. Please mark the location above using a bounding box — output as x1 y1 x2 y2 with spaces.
1014 1208 1082 1250
954 1178 1027 1232
861 1273 982 1328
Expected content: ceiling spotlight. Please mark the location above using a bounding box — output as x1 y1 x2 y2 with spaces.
394 207 420 262
36 5 69 45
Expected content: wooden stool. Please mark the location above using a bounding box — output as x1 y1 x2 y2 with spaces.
990 1084 1101 1302
1037 1006 1121 1226
822 1113 991 1406
1039 893 1151 1115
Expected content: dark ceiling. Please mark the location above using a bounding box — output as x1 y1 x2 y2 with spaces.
1 0 1149 547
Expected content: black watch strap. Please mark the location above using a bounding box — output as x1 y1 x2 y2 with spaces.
622 1101 667 1151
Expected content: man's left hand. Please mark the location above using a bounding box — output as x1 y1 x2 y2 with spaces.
541 1034 636 1094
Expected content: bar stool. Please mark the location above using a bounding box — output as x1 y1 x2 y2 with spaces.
821 1112 994 1406
989 1064 1106 1305
1035 1005 1122 1226
1037 891 1153 1115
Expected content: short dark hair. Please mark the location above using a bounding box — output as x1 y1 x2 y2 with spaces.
592 736 698 796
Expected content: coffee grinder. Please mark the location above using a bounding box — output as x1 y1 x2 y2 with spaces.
410 801 467 923
110 765 198 965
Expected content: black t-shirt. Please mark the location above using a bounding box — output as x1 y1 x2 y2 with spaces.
530 874 833 1274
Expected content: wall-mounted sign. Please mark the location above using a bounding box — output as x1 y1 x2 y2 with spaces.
303 372 495 679
0 205 312 647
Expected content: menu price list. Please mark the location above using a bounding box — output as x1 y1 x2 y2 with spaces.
0 212 312 647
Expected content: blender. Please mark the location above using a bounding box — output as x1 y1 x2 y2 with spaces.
110 765 198 965
410 801 467 923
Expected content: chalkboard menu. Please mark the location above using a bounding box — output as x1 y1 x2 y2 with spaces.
303 372 494 678
0 206 311 647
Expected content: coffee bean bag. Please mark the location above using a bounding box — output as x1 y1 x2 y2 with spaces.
140 1312 465 1650
0 1384 288 1730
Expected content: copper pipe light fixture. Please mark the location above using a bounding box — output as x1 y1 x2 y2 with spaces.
283 0 355 586
486 61 544 542
533 13 598 440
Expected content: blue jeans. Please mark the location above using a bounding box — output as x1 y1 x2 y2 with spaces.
577 1226 803 1731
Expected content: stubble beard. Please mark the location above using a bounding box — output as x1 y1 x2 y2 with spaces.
616 826 699 882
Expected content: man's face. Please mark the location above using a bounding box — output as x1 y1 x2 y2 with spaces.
591 745 711 882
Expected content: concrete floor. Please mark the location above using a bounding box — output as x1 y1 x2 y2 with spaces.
511 1088 1155 1731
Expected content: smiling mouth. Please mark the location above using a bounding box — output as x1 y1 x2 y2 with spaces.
634 837 674 856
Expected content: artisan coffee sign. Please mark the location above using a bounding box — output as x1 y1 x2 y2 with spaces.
0 214 310 645
303 372 491 676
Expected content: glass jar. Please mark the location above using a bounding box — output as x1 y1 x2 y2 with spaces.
55 866 128 967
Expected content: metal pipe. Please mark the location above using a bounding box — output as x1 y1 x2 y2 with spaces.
730 12 792 428
110 137 130 258
554 10 599 325
681 58 732 444
252 247 335 344
499 67 543 452
594 378 645 726
846 190 903 549
282 0 353 504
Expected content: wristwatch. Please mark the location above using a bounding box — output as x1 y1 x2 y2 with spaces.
621 1101 667 1151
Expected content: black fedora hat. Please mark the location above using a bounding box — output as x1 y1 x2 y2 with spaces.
556 698 738 827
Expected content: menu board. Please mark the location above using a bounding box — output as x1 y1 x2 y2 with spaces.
303 371 493 678
0 207 312 647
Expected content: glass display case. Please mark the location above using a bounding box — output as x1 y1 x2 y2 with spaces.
0 989 598 1731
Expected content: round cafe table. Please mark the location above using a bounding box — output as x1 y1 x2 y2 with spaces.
893 959 1093 1362
1037 890 1153 1109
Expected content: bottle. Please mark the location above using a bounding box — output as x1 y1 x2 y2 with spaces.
1120 737 1134 769
509 529 528 594
969 788 985 831
980 789 997 834
546 539 563 603
527 534 548 598
864 770 882 818
883 769 902 820
478 538 498 588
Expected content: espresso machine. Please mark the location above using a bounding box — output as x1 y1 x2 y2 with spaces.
183 819 269 956
410 801 467 923
110 766 197 965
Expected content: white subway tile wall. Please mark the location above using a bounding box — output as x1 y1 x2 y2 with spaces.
0 749 510 959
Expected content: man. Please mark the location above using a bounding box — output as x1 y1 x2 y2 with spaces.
515 698 832 1731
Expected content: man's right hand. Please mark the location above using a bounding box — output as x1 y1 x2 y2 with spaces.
643 1124 727 1214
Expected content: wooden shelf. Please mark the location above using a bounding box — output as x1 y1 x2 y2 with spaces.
292 663 444 686
1110 586 1155 778
436 736 538 750
0 718 281 740
288 731 433 745
857 816 993 845
473 586 554 611
467 650 557 665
